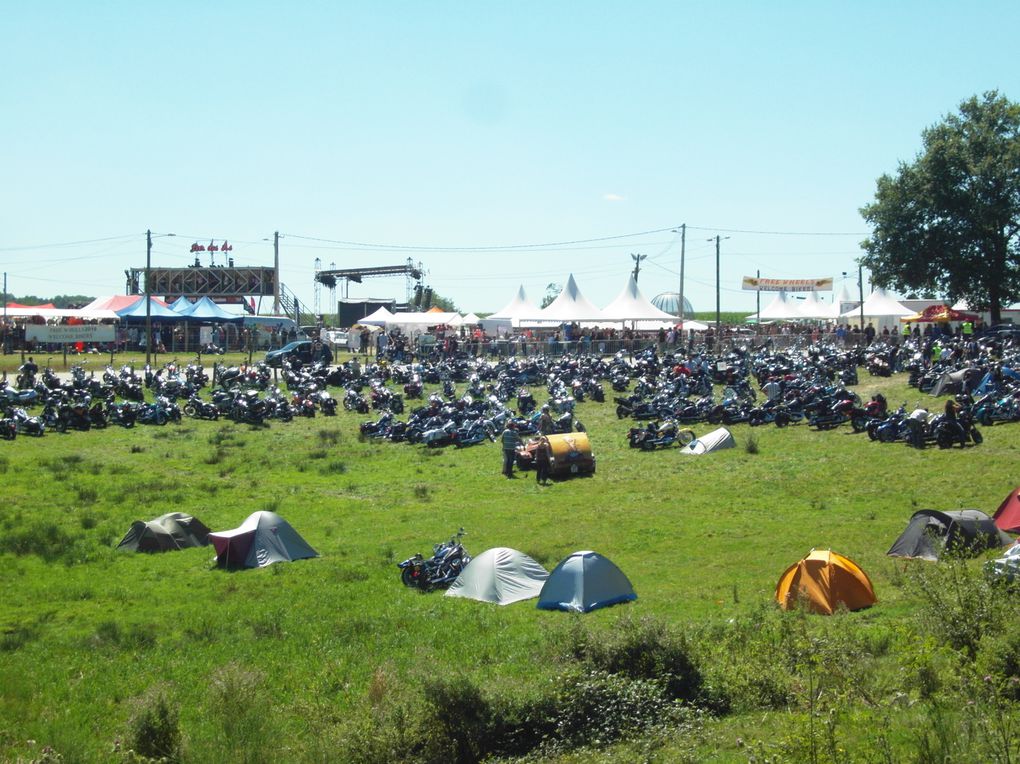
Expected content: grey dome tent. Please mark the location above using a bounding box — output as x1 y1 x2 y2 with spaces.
445 547 549 605
209 511 318 569
537 550 636 613
117 512 211 553
887 509 1013 561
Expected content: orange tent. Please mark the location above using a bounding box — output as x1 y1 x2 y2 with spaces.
775 549 876 615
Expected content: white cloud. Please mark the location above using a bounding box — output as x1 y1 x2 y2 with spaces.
603 193 625 202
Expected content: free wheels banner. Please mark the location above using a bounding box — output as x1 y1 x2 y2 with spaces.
742 276 833 292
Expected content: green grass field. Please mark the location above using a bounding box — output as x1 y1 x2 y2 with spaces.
1 363 1019 763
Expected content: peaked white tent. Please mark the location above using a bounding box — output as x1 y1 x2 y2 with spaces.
536 550 637 613
529 274 605 323
796 291 841 320
600 275 680 325
462 312 481 325
360 306 396 326
208 511 318 569
680 427 736 455
445 547 549 605
754 291 806 321
840 288 914 331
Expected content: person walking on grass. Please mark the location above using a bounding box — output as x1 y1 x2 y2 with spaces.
500 421 522 478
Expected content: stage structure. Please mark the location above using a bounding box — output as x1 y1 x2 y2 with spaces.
126 242 278 304
314 258 425 303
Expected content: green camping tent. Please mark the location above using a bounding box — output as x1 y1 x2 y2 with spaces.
117 512 211 553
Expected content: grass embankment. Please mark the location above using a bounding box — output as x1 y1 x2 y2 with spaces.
1 368 1019 762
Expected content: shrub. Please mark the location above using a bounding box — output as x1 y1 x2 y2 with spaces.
745 434 759 454
909 558 1010 658
551 670 692 750
566 614 709 705
208 663 275 762
126 690 182 763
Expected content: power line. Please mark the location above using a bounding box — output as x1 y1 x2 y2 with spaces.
283 226 682 252
685 224 868 236
0 233 139 252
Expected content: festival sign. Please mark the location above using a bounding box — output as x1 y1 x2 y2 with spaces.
742 276 833 292
26 324 115 344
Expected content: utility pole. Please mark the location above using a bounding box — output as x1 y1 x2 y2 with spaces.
858 264 866 341
273 231 280 316
756 269 761 325
2 271 7 355
631 253 646 282
677 224 686 325
145 229 152 366
708 235 731 340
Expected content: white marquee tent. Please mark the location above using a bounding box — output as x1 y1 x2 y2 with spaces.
600 275 680 325
527 274 605 323
840 288 914 329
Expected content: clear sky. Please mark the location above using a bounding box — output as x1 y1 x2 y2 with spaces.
3 2 1019 317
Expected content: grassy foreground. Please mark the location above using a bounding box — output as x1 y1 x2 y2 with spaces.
1 367 1019 763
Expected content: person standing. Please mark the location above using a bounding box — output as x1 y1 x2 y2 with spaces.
538 405 555 435
535 436 552 485
500 422 521 478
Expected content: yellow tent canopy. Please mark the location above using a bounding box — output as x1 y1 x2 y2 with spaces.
775 549 876 615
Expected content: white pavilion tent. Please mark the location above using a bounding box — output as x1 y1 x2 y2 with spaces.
795 290 841 320
840 287 914 330
525 274 605 324
359 306 396 326
753 291 806 321
600 275 679 325
480 286 539 335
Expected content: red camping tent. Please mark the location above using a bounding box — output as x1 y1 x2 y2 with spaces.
993 487 1020 534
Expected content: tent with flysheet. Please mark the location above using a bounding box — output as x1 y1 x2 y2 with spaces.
680 427 735 455
116 512 211 553
887 509 1012 561
536 550 636 613
775 549 877 614
993 487 1020 533
209 511 318 569
445 548 549 605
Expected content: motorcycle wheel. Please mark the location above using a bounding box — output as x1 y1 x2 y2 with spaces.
678 429 695 445
155 412 168 426
616 405 629 419
54 419 68 434
184 404 198 418
401 567 418 588
936 429 955 449
851 415 867 433
970 427 983 445
980 411 993 427
774 412 790 428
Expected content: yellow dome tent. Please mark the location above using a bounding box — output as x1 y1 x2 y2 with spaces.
775 549 876 615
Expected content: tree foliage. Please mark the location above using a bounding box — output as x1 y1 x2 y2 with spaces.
860 91 1020 323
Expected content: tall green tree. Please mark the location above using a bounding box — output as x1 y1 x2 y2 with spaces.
859 91 1020 324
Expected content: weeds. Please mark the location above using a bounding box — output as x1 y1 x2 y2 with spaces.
126 689 182 763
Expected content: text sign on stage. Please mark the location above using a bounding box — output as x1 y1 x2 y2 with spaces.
742 276 833 292
26 325 116 344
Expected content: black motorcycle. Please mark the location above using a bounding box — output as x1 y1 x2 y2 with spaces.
398 529 471 592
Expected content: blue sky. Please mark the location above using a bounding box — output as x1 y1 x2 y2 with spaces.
3 2 1019 316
